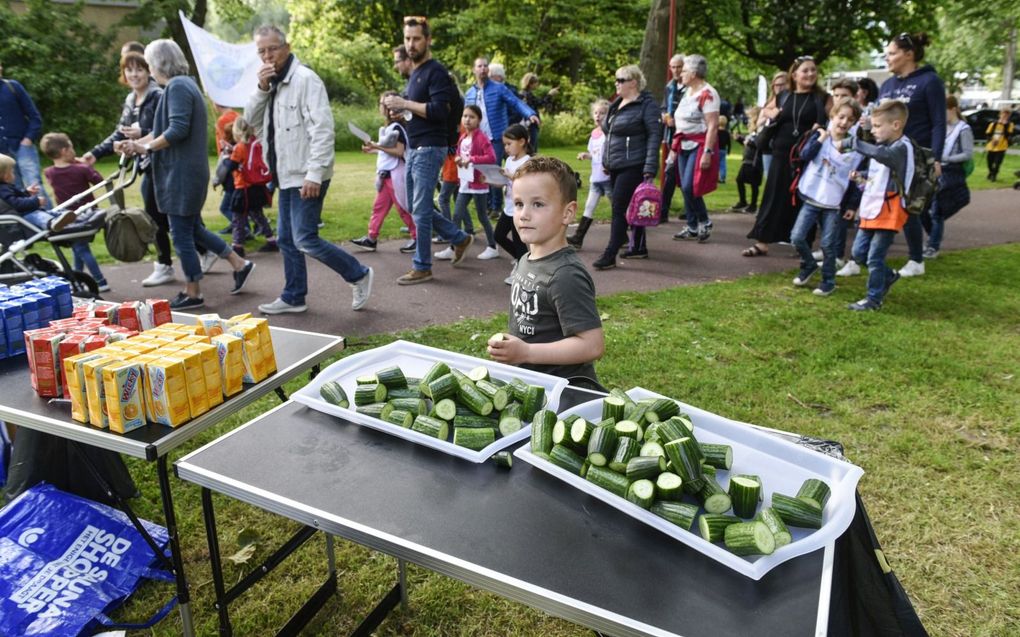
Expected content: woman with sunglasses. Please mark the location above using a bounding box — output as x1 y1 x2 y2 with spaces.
877 31 946 278
592 65 661 270
744 57 828 257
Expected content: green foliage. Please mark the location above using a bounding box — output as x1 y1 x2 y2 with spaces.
0 0 121 151
539 112 591 147
330 103 384 151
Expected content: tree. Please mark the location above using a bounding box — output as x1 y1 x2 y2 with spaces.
119 0 208 71
639 0 676 102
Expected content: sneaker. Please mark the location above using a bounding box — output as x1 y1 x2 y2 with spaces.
435 246 455 260
230 260 255 295
812 249 823 261
49 210 77 233
397 269 433 285
847 298 881 312
592 255 616 270
96 281 111 293
813 284 835 296
882 271 901 297
836 261 861 277
257 241 279 253
400 226 411 234
432 236 449 244
142 262 175 287
922 247 939 259
259 297 307 314
621 249 648 259
697 225 711 243
477 245 500 260
451 234 474 266
351 236 378 252
218 225 233 235
728 204 748 212
200 252 219 274
898 260 925 277
793 263 819 287
487 210 501 221
745 205 757 214
399 240 416 254
169 291 204 310
673 227 698 240
351 267 373 310
703 220 713 229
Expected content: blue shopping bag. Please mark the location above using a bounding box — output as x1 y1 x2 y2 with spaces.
0 483 176 636
0 422 10 488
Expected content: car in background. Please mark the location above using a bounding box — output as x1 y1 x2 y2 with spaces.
965 109 1020 144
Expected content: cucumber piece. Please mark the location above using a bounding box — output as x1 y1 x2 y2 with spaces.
586 425 619 467
656 417 691 444
374 366 408 389
411 415 448 440
735 474 765 502
797 478 831 510
432 398 457 421
474 379 510 411
625 398 655 425
701 463 718 479
453 427 496 450
756 507 793 548
488 377 508 388
420 362 451 387
698 514 740 542
458 382 494 416
730 476 762 518
595 417 617 429
646 397 680 423
639 441 665 458
355 402 387 418
663 437 705 492
387 387 422 400
530 409 556 454
562 413 581 426
613 419 643 441
548 444 586 475
467 365 490 382
490 332 507 343
507 377 529 402
354 383 387 406
626 479 655 509
454 414 499 429
493 451 513 469
724 520 776 556
389 397 426 415
552 420 571 447
772 493 823 529
521 384 546 421
319 381 349 408
569 418 594 448
701 443 733 470
697 477 733 514
385 409 414 428
424 373 458 401
355 373 378 385
608 387 635 409
498 415 523 437
673 413 695 434
602 395 627 421
608 437 641 473
585 465 631 498
643 422 661 444
625 456 667 481
650 501 698 530
655 471 684 501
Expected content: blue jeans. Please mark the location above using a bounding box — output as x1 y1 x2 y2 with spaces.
791 203 839 288
71 242 106 285
168 214 231 283
678 147 709 230
438 180 457 221
902 213 924 262
719 151 728 182
14 144 52 209
406 146 469 271
454 192 495 248
218 181 234 224
488 141 505 212
276 180 367 305
852 228 897 305
834 215 853 260
926 199 946 251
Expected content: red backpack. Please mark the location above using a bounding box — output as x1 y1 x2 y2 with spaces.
241 139 272 186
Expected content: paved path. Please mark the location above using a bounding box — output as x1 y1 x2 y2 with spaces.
100 188 1019 337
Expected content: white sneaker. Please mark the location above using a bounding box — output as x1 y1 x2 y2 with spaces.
836 261 861 277
477 246 500 260
142 262 176 287
811 249 823 261
351 267 373 311
898 260 925 277
434 247 455 260
259 297 308 314
200 252 219 274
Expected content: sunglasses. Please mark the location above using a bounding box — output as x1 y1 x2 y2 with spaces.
614 76 631 84
403 15 428 24
795 55 815 63
895 32 914 49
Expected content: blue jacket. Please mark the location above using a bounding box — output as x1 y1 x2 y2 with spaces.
0 182 42 213
150 76 209 216
464 79 535 141
879 65 947 159
0 79 43 156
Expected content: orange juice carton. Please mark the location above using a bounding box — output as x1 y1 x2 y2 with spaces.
146 359 191 427
146 298 172 326
83 334 108 351
227 323 262 383
182 342 223 408
83 356 117 428
197 314 226 338
63 351 106 423
225 313 252 327
27 330 66 397
177 334 210 346
238 318 276 376
164 350 209 418
102 361 146 433
210 334 243 397
58 333 89 398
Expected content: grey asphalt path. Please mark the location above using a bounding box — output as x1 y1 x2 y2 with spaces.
99 188 1019 337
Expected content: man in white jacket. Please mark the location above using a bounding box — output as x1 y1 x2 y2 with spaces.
246 25 373 314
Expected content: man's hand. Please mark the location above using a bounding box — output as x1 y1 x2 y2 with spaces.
382 94 406 111
528 115 541 127
300 180 321 199
257 62 276 91
80 152 97 166
487 333 529 365
20 137 32 146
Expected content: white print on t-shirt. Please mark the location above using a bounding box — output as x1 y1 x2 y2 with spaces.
511 278 539 336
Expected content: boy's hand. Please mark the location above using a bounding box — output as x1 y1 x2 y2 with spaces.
843 208 856 220
487 333 529 365
577 151 591 160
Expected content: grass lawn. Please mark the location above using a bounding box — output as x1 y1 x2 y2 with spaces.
99 242 1020 637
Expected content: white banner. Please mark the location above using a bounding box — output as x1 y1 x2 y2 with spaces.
179 11 259 108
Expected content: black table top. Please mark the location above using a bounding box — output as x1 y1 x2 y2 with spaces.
176 389 830 637
0 319 343 460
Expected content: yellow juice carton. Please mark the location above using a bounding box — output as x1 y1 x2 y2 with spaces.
228 323 264 383
102 361 146 434
240 318 276 376
181 343 223 408
197 314 226 338
226 313 252 326
178 334 210 347
63 352 106 423
210 334 244 397
83 356 117 429
146 359 191 427
164 351 209 418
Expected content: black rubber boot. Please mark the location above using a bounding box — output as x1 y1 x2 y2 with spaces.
567 216 593 249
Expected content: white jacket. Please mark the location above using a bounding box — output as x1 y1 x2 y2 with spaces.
246 56 334 189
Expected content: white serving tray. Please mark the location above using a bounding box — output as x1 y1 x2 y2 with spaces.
292 340 569 462
514 387 864 580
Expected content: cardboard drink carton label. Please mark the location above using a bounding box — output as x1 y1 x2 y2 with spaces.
103 361 146 433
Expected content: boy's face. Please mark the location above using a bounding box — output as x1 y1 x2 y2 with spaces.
870 113 902 143
830 107 856 137
512 173 576 248
61 143 76 161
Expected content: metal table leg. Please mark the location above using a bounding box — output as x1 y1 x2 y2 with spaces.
202 487 234 636
157 455 195 637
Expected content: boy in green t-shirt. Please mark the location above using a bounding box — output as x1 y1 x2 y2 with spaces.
487 157 605 382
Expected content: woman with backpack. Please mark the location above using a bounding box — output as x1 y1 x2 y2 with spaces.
592 64 661 271
923 95 973 258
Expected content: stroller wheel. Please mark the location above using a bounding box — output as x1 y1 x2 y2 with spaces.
23 253 61 274
59 270 101 299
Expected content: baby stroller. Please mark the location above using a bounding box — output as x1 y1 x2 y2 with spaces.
0 156 137 298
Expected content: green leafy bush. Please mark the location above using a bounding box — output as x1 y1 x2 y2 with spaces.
538 112 590 147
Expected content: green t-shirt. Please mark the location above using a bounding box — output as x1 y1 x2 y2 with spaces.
508 247 602 381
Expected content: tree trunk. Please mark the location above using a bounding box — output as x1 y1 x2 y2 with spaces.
639 0 674 103
168 0 207 76
1003 24 1017 101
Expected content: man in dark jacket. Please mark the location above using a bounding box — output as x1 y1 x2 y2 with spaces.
0 62 52 207
660 53 685 222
